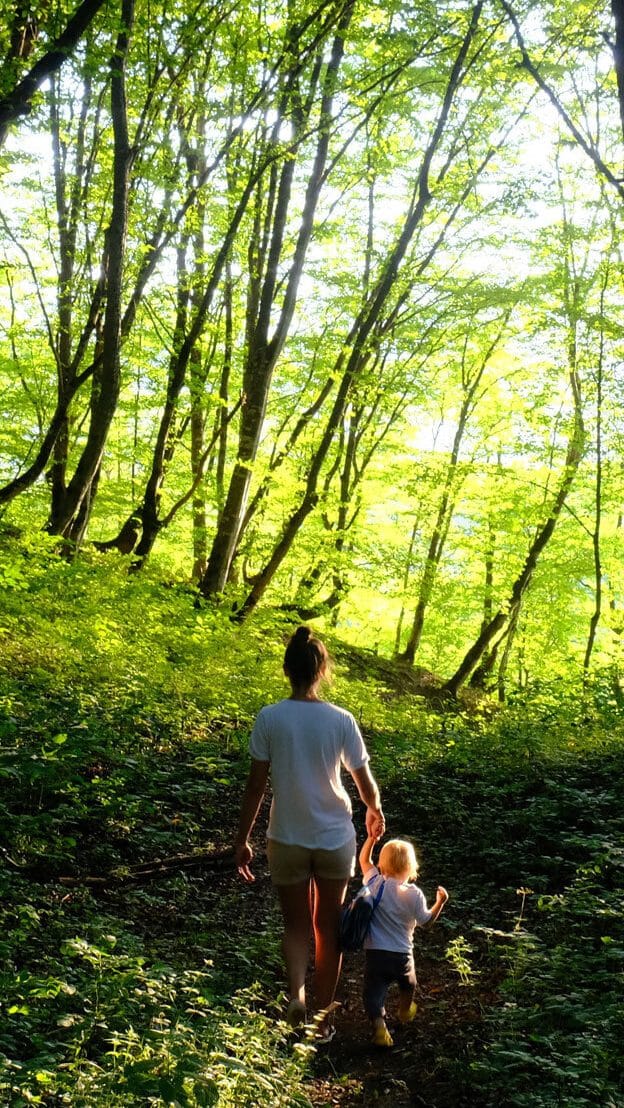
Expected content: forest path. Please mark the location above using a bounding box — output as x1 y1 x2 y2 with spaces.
306 925 499 1108
233 784 504 1108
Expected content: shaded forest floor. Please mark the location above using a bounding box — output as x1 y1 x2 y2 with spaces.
1 596 623 1105
53 773 507 1107
51 735 621 1107
2 722 624 1106
308 938 497 1108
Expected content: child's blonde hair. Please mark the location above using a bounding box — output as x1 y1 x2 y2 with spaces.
378 838 418 881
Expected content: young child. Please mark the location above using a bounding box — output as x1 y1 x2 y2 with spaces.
359 834 448 1047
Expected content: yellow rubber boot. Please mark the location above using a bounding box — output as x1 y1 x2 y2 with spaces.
398 1001 418 1024
372 1020 393 1047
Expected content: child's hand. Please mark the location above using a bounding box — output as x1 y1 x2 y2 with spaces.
437 886 449 902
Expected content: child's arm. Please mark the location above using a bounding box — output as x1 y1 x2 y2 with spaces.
358 834 377 877
427 885 449 924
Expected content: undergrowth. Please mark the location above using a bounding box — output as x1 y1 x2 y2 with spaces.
0 543 622 1105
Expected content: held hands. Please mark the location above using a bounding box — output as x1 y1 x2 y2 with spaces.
234 840 255 882
366 805 385 841
436 886 449 903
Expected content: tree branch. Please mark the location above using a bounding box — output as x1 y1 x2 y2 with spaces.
0 0 107 144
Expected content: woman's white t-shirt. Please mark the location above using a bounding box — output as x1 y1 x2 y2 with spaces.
249 699 369 850
362 865 432 953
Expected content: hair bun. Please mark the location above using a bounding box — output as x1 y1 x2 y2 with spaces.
294 626 312 643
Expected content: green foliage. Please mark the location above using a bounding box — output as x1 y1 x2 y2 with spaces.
2 0 623 694
470 843 624 1106
0 526 623 1105
0 948 310 1106
445 936 479 987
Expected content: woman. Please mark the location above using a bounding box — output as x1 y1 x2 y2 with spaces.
234 626 385 1037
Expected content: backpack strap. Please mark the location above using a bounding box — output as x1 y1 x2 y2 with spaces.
365 871 385 907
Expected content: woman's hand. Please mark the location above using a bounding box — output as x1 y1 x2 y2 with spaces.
234 839 255 882
234 759 269 882
366 805 385 841
351 765 384 840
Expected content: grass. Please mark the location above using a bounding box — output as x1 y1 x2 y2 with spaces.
0 542 623 1105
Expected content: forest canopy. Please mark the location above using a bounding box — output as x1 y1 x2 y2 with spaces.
1 0 623 696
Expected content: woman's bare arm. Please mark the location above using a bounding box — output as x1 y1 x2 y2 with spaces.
351 763 385 839
234 758 270 881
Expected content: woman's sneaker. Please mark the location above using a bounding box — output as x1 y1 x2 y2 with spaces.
286 999 306 1028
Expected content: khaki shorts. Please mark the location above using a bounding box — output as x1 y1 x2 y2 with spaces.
267 835 356 886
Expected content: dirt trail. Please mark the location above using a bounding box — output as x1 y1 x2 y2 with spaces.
235 816 500 1108
305 924 498 1107
225 774 503 1107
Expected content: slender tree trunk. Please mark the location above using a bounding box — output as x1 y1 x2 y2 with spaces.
610 0 624 145
497 600 521 703
130 240 192 563
400 320 508 663
47 71 91 524
503 0 624 202
610 514 624 706
403 499 456 663
583 272 607 683
468 519 498 688
443 369 585 696
400 480 457 664
190 358 208 579
0 0 106 144
97 117 266 558
215 264 233 524
236 374 336 548
186 110 209 580
395 517 420 656
47 0 134 540
481 519 495 633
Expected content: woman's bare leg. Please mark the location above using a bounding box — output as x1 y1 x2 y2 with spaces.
311 876 349 1016
276 880 312 1009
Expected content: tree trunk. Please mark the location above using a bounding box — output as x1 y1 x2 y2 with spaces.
443 368 585 696
400 320 508 664
97 112 264 559
47 0 134 540
583 272 607 683
46 70 92 525
200 4 354 597
503 0 624 202
468 520 498 688
0 0 106 144
127 239 192 564
497 600 521 703
610 513 624 707
233 3 486 622
610 0 624 145
400 486 457 664
191 352 208 579
395 518 420 656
